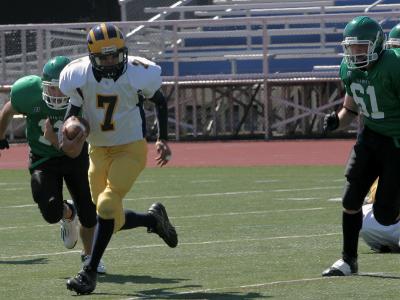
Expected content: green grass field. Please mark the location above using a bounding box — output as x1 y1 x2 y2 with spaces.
1 166 399 299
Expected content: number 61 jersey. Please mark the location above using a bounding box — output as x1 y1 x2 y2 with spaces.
59 55 162 147
340 49 400 138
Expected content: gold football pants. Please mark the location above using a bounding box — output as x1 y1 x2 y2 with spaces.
88 139 147 232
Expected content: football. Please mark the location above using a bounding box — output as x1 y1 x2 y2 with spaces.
63 116 90 140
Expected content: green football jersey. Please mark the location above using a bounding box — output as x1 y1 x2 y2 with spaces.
340 49 400 138
10 75 65 158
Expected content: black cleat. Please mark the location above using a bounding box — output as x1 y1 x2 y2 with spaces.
322 257 358 277
148 202 178 248
66 265 97 295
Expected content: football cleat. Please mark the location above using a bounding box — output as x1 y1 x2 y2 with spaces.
66 265 97 295
60 200 79 249
322 258 358 276
81 254 106 274
147 202 178 248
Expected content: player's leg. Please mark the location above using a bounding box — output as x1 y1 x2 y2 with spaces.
110 141 178 246
63 144 106 274
30 157 78 249
372 139 400 226
322 131 377 276
66 144 109 294
84 140 148 269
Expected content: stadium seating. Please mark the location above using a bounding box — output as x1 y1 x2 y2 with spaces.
142 0 400 79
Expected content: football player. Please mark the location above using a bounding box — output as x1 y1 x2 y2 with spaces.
59 23 178 295
360 179 400 253
0 56 105 273
322 16 400 276
385 23 400 49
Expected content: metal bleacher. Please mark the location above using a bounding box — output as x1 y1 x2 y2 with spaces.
143 0 400 79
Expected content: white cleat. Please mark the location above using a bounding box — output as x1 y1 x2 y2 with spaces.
81 254 107 274
322 258 358 277
60 200 79 249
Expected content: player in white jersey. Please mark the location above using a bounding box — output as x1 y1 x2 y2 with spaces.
60 55 162 147
360 180 400 253
59 23 178 295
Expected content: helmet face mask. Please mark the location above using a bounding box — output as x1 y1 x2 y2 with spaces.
342 38 379 69
42 81 69 110
341 16 384 69
385 24 400 49
87 23 128 79
385 38 400 49
42 56 71 110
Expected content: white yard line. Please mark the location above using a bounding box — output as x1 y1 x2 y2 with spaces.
0 207 324 230
173 207 324 219
0 232 339 260
190 179 221 183
1 186 342 209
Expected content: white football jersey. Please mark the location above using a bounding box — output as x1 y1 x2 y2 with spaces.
59 56 162 146
360 204 400 252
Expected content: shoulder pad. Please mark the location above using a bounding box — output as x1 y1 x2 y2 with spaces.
126 57 162 97
59 57 90 95
11 75 42 95
10 75 42 112
128 56 157 68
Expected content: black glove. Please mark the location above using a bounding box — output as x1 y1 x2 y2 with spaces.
323 112 339 133
0 138 9 149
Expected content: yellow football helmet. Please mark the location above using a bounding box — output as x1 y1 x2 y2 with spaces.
87 23 128 78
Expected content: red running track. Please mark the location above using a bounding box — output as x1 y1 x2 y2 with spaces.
0 139 355 169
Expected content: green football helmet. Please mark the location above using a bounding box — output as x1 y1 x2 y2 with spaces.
385 24 400 49
341 16 385 69
42 56 71 110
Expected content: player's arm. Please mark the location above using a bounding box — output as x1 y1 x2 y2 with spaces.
148 89 171 167
60 98 85 158
323 93 359 132
0 101 18 152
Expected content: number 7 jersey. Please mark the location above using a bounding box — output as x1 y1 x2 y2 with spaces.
340 49 400 138
59 56 162 146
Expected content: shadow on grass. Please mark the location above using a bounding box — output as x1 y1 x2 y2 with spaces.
0 257 48 265
92 289 267 300
132 290 268 299
358 272 400 279
98 273 188 285
73 274 270 299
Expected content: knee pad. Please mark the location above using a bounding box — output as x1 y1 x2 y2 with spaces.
96 189 125 232
39 197 64 224
97 193 117 220
373 204 398 226
31 171 64 224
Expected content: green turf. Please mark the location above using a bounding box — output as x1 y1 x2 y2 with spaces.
0 166 398 299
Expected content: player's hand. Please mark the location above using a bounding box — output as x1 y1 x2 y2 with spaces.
155 139 171 167
0 138 9 158
0 138 9 150
60 128 86 158
43 118 59 148
323 111 339 133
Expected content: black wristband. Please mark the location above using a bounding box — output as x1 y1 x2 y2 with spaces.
0 138 9 149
